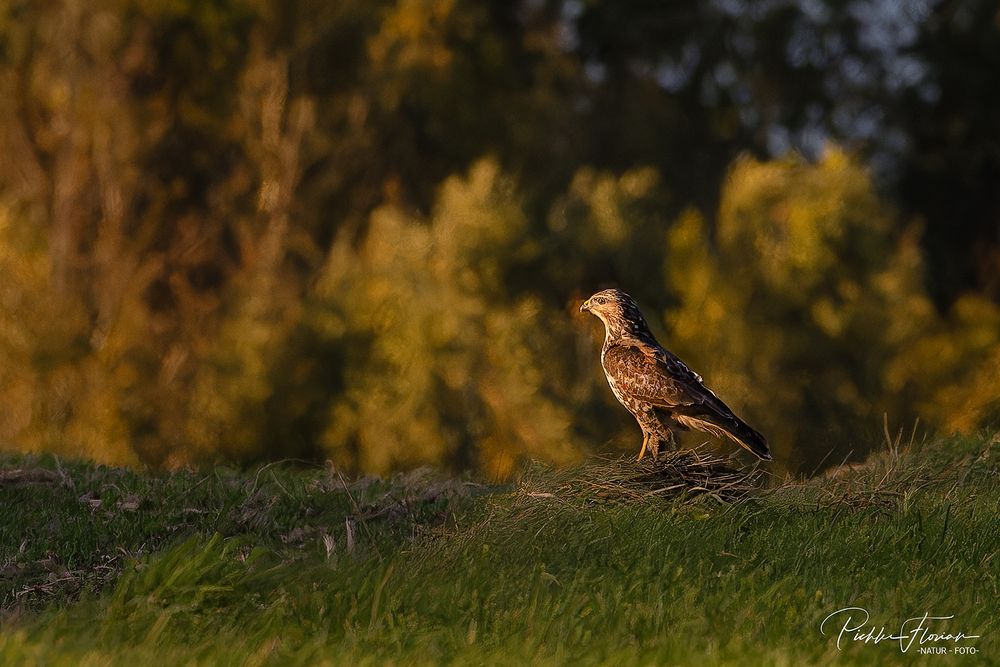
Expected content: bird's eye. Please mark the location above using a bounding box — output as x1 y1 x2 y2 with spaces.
595 297 605 305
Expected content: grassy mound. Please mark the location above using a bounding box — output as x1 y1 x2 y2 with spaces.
0 434 997 665
516 449 769 505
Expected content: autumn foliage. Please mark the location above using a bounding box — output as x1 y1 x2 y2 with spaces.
0 1 997 475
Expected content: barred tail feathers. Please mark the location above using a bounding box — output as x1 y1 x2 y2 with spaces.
674 413 772 461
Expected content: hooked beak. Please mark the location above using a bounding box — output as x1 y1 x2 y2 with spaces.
580 299 590 313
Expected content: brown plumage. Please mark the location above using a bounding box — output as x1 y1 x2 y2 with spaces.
581 288 771 461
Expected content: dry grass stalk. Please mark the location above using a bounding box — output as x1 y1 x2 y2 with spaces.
518 448 768 505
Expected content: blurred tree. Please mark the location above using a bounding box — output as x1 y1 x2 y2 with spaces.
0 0 997 473
895 0 1000 304
0 0 307 465
311 160 580 476
271 0 584 247
663 148 1000 470
566 0 1000 302
889 295 1000 437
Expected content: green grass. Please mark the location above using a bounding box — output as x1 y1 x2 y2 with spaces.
1 434 998 665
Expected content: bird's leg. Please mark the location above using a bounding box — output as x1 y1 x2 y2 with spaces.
649 428 678 461
666 429 678 452
637 433 649 461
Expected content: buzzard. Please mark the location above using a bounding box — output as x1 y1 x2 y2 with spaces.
581 288 771 461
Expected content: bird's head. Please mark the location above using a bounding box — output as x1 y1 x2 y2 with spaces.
580 288 651 339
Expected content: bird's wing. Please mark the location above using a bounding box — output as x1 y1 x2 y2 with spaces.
603 340 772 460
602 340 732 418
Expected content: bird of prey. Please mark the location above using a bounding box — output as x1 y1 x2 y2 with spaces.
581 288 771 461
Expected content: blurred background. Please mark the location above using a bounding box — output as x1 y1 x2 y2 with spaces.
0 0 998 477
